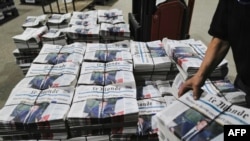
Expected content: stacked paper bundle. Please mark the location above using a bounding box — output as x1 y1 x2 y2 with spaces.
12 26 48 50
12 48 40 74
46 13 71 29
0 54 82 140
97 9 130 43
97 9 124 24
12 26 49 74
65 11 99 43
22 15 47 30
0 42 86 140
155 91 250 141
32 42 85 65
84 40 132 63
162 38 229 80
67 85 138 137
131 40 177 82
41 28 67 45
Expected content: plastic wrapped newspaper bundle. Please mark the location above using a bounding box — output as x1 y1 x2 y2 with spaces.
14 74 78 90
97 9 124 24
46 13 71 29
162 38 229 80
99 23 130 42
38 42 86 55
64 24 100 43
22 15 47 29
131 40 176 82
12 26 48 50
78 70 136 87
172 72 247 106
155 91 250 141
67 97 138 138
111 97 166 141
41 28 67 45
84 41 132 63
0 101 70 140
71 11 98 21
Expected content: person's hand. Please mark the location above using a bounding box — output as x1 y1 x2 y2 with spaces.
178 74 205 100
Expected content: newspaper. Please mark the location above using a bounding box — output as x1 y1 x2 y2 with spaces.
47 13 71 24
99 23 130 39
85 43 107 52
71 11 98 20
12 26 48 49
80 62 105 74
130 40 149 55
4 87 40 106
106 40 131 52
33 52 83 65
97 9 123 18
14 74 77 90
84 50 132 62
22 15 47 28
36 87 75 105
68 18 97 27
106 61 133 72
73 85 103 103
78 71 136 87
133 53 154 72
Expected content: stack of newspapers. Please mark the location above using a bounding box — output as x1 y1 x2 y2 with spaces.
97 9 130 42
155 90 250 141
12 48 40 74
0 42 86 140
99 22 130 42
65 11 99 43
131 40 177 82
111 80 170 141
46 13 71 29
68 61 138 137
41 28 67 45
12 26 48 50
172 71 247 106
83 40 132 63
12 26 49 74
32 42 85 65
22 15 47 30
162 38 229 80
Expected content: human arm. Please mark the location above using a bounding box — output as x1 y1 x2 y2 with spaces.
178 37 230 100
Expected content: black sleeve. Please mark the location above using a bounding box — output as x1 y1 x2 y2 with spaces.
208 0 229 40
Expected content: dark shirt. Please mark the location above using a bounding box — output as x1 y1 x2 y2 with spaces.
208 0 250 88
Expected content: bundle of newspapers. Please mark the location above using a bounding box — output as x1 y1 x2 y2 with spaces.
155 90 250 141
22 15 47 29
67 87 138 137
99 23 130 42
131 40 177 82
111 97 166 141
0 66 79 140
12 26 48 50
97 9 125 24
83 40 132 63
32 42 86 65
65 11 99 43
162 38 229 80
0 42 87 140
46 13 71 29
12 48 40 74
172 72 247 106
41 28 67 45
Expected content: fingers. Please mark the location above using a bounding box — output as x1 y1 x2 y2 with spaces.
192 87 203 100
178 83 191 98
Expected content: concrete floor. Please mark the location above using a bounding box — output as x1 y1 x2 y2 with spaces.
0 0 236 109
